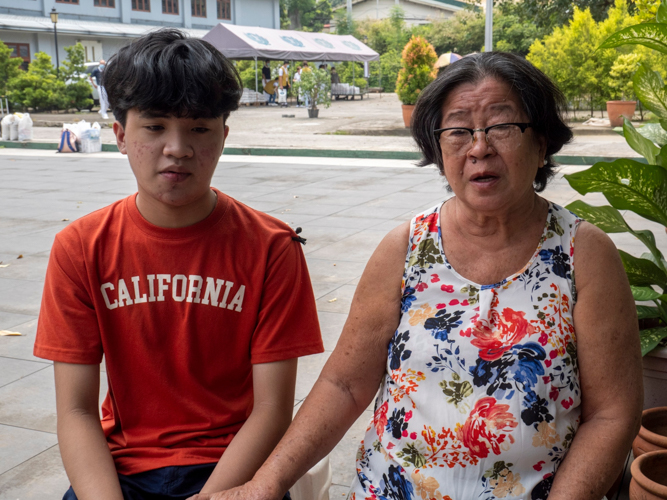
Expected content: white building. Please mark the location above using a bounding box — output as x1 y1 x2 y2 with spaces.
335 0 470 27
0 0 280 69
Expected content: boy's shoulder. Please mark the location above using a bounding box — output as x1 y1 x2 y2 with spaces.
56 190 299 252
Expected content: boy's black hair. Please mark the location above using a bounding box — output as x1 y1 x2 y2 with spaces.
104 28 242 127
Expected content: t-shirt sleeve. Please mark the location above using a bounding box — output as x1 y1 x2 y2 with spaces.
33 233 104 364
250 238 323 364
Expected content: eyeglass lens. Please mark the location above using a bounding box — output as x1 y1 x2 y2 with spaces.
440 124 524 157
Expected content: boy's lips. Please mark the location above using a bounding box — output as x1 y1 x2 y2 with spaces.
159 168 191 183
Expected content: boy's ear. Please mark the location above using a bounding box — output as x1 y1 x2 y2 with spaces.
224 125 230 140
113 121 128 155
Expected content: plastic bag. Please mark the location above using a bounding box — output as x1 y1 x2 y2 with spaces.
18 113 32 141
9 121 18 141
1 115 14 141
278 89 287 104
79 121 102 153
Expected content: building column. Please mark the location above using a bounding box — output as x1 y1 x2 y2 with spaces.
42 0 54 17
120 0 132 24
274 0 280 29
183 0 192 28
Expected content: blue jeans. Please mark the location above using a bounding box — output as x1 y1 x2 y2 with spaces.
63 463 292 500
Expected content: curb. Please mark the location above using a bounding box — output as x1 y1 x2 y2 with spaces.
0 140 646 165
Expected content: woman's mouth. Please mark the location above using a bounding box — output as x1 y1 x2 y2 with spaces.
470 173 499 184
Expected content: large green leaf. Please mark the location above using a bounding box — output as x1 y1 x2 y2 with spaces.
565 201 630 232
641 250 667 273
640 326 667 355
634 66 667 119
639 123 667 147
599 24 667 54
564 159 667 226
619 250 667 288
624 119 660 164
658 2 667 24
631 285 664 301
637 305 662 319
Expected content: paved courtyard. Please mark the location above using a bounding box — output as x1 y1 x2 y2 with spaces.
0 149 661 499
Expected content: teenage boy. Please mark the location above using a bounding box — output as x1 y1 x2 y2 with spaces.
34 29 323 500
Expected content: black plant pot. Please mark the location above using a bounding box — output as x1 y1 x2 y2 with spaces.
308 108 319 118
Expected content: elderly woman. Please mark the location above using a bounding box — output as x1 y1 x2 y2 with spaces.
195 53 642 500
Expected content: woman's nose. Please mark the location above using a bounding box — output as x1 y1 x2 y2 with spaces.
468 130 494 158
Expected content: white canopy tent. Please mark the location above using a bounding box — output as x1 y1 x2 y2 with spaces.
203 23 379 62
203 24 380 97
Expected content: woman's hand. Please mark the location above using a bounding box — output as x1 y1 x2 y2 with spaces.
188 480 278 500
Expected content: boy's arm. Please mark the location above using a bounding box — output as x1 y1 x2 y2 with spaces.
199 358 298 494
54 362 124 500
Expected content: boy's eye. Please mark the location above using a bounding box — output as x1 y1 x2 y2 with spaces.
192 127 209 133
145 125 164 131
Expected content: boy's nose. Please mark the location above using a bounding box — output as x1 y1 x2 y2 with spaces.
163 134 194 159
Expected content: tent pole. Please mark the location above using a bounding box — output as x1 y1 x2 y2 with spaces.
379 60 382 96
254 56 258 103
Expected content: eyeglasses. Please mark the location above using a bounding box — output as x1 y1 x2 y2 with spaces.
433 123 533 157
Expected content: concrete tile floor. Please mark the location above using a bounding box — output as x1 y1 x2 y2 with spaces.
0 151 655 499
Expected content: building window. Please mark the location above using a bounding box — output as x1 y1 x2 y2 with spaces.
191 0 206 17
94 0 115 6
56 0 79 4
162 0 178 14
6 43 30 70
217 0 230 19
132 0 150 11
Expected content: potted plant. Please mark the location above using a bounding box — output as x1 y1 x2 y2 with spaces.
607 53 640 127
396 35 437 128
565 0 667 410
292 68 331 119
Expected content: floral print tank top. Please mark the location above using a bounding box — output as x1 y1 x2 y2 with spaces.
348 201 582 500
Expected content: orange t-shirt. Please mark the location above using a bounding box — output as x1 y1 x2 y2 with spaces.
34 188 323 475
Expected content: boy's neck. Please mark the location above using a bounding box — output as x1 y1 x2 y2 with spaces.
135 189 218 229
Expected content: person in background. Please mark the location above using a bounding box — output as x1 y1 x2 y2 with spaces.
261 60 271 88
330 66 340 85
278 61 290 107
293 65 303 108
263 78 278 106
90 59 109 120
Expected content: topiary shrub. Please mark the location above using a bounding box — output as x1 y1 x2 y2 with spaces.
396 35 437 105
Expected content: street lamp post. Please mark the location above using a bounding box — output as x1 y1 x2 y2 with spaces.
50 8 59 74
484 0 493 52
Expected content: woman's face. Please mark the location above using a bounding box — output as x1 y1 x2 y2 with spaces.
439 77 546 214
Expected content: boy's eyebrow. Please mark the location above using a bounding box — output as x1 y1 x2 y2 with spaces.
138 110 172 119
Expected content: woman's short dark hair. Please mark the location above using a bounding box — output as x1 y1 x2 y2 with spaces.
104 28 242 127
411 52 572 192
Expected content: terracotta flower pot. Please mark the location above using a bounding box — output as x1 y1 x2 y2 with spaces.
643 346 667 410
634 407 667 458
402 104 415 128
607 100 637 127
630 450 667 499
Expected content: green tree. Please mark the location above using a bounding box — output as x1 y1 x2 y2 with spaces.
282 0 332 31
0 40 22 96
425 10 485 55
493 11 542 55
498 0 615 34
60 43 94 110
7 52 67 111
527 0 641 115
396 35 437 105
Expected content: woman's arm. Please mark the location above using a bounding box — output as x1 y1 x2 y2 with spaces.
191 222 410 500
199 359 298 493
548 222 643 499
54 362 124 500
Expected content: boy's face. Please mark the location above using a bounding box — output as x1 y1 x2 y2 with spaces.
114 109 229 224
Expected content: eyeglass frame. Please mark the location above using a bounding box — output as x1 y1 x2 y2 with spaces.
433 122 534 152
